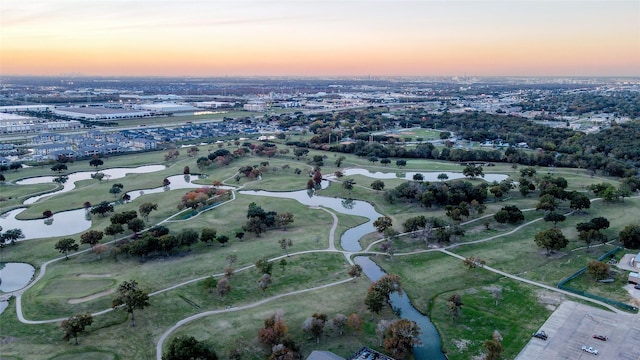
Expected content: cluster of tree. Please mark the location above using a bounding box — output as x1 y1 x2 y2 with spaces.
576 217 610 250
365 274 403 320
242 202 294 238
164 150 180 162
178 187 230 210
376 318 422 360
118 227 225 261
516 91 640 118
286 108 640 177
385 179 488 209
163 335 218 360
0 162 23 173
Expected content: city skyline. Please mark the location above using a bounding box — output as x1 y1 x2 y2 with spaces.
1 0 639 77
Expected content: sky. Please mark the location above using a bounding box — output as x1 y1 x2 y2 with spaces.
1 0 639 77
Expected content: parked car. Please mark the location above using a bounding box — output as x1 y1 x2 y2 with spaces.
634 284 640 290
581 345 599 355
532 330 548 340
592 334 608 341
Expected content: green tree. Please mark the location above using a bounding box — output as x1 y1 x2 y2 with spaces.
104 223 124 239
620 224 640 249
544 211 566 227
51 163 67 173
484 338 503 360
90 201 114 217
342 178 356 193
371 179 385 191
587 260 610 281
373 216 393 235
163 335 218 360
216 277 231 301
447 294 463 322
127 218 146 235
61 313 93 345
112 280 150 327
274 212 294 231
177 229 199 250
80 230 103 249
278 238 293 256
55 238 79 260
138 202 158 221
200 228 217 246
534 228 569 255
89 158 103 168
202 276 217 294
463 164 484 179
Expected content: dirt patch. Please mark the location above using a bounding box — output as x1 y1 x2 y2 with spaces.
77 273 113 278
68 288 116 304
535 289 565 311
451 338 471 351
0 336 20 345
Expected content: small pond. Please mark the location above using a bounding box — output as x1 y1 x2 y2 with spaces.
336 168 509 183
0 262 35 293
18 165 166 204
0 207 91 240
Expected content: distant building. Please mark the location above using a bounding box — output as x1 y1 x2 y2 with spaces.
243 102 267 111
52 106 151 120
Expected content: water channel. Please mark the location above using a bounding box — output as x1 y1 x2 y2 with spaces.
241 180 454 358
4 168 503 356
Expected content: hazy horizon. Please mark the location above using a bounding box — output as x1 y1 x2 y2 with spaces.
2 0 639 78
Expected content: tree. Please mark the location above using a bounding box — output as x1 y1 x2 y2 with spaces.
138 203 158 221
494 205 524 224
569 192 591 213
109 184 122 198
104 223 125 239
61 313 93 345
110 210 138 225
396 159 407 168
1 228 24 245
534 228 569 255
312 170 322 186
342 178 356 193
177 229 199 250
258 312 288 348
112 280 150 327
347 313 362 334
51 163 67 173
235 231 245 241
383 319 422 360
463 164 484 179
216 235 229 246
256 257 274 275
302 313 327 344
216 277 231 301
274 212 294 230
463 256 486 276
278 238 293 256
544 212 566 227
183 166 190 175
587 260 610 281
202 276 217 294
484 338 503 360
620 224 640 249
80 230 103 249
332 314 348 336
536 194 558 212
243 217 267 237
163 335 218 360
127 218 146 235
373 216 393 235
412 173 424 182
200 228 217 245
89 158 103 168
437 173 449 181
227 254 238 267
365 285 386 319
348 264 362 279
258 273 272 294
55 238 79 260
93 243 108 260
447 294 463 322
371 179 385 191
91 201 114 217
335 155 345 167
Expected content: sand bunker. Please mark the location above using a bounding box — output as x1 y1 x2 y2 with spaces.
68 288 116 304
77 273 113 278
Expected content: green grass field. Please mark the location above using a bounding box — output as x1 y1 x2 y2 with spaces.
1 143 638 360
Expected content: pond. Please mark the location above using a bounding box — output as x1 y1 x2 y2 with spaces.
335 168 509 183
241 183 446 358
1 172 232 241
18 165 166 204
0 262 35 293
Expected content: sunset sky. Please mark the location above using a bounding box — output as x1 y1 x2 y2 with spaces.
1 0 639 77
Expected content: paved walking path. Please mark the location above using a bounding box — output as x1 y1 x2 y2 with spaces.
4 177 638 359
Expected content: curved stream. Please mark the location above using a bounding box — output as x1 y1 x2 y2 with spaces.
241 182 446 359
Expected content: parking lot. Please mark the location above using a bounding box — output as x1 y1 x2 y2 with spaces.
516 301 640 359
